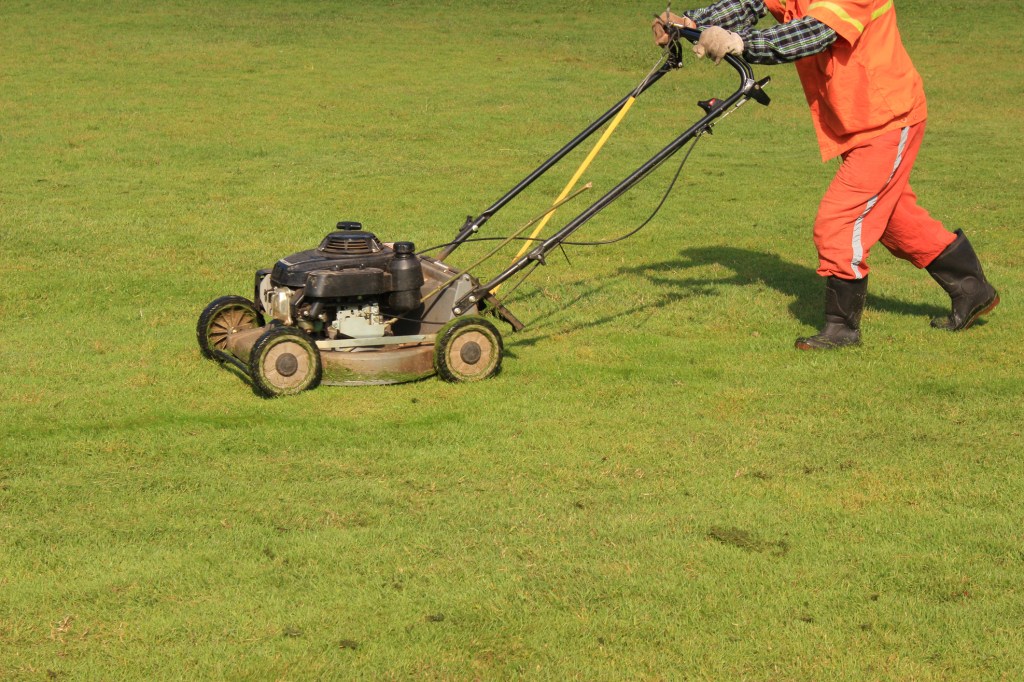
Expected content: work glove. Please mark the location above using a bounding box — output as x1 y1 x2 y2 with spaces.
651 11 696 47
693 26 745 64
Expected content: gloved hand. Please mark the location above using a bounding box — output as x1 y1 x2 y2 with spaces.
651 11 696 48
693 26 745 63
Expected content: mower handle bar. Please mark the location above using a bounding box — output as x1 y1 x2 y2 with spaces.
439 29 754 261
450 28 770 314
437 41 683 260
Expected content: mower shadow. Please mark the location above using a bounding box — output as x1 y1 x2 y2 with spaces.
503 278 617 347
505 246 947 343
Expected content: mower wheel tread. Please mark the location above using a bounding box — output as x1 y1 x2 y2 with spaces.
248 326 323 398
434 316 503 383
197 295 264 360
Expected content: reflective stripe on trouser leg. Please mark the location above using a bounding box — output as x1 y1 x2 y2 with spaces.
814 125 923 280
850 126 909 278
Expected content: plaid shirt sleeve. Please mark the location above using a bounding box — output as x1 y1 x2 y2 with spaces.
684 0 767 32
738 16 838 64
684 1 837 66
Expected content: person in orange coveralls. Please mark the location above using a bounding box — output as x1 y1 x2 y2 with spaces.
652 1 999 349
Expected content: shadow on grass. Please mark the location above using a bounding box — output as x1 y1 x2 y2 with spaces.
505 245 948 343
629 246 948 327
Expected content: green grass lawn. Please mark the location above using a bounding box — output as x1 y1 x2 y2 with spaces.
2 1 1022 678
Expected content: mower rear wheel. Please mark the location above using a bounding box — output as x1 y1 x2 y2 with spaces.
248 326 322 398
434 316 503 383
198 295 264 360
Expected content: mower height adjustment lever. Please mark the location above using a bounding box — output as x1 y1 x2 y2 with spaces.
696 98 726 133
698 98 725 115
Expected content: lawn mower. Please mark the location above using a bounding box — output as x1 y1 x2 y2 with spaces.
197 27 770 397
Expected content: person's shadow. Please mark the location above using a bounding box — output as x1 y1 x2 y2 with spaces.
620 246 947 327
503 246 949 344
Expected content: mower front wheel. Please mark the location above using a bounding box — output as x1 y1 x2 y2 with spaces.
198 295 264 360
434 316 503 383
248 326 323 398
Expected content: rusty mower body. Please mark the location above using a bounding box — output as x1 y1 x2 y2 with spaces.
197 29 770 397
197 227 514 396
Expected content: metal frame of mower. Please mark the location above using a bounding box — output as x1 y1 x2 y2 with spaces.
197 29 770 397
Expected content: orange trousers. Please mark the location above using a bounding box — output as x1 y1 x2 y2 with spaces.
814 122 956 280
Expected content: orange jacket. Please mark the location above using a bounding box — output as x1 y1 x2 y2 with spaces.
762 0 928 160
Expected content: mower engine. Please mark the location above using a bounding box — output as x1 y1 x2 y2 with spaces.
256 223 424 337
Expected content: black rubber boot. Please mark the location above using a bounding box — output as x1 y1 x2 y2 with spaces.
795 276 867 350
926 229 999 331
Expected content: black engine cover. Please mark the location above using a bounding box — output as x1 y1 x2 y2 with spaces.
269 228 424 308
271 230 393 290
